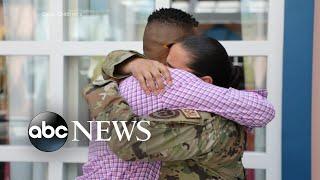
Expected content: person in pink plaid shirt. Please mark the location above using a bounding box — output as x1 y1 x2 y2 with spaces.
79 9 275 180
120 36 274 127
79 37 274 179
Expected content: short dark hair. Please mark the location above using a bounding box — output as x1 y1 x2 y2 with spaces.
147 8 199 29
179 36 232 88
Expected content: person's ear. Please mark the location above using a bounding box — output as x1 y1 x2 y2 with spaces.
200 76 213 84
193 27 199 35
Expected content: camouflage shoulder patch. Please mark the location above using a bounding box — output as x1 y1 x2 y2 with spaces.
181 109 201 119
84 81 119 118
149 109 180 119
148 109 208 126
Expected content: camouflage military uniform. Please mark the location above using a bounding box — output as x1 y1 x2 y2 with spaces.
91 50 144 81
84 82 246 179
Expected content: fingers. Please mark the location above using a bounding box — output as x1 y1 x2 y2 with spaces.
135 74 150 94
130 59 172 94
158 65 172 85
151 71 165 93
143 72 158 94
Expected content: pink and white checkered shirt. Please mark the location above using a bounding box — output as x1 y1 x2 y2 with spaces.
78 68 275 180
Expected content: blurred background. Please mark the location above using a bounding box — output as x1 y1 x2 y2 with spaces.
0 0 318 180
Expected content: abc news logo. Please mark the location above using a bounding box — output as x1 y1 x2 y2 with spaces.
28 112 68 152
28 112 150 152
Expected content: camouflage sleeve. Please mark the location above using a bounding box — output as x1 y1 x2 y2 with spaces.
83 81 244 162
106 110 218 162
100 50 144 80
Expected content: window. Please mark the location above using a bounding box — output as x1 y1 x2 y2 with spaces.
64 0 154 41
172 0 268 41
0 0 49 41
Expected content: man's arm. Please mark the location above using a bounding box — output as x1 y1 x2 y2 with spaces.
95 50 171 93
93 50 144 81
84 81 243 162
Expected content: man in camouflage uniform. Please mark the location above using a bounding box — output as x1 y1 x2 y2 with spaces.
84 81 246 180
83 8 273 179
